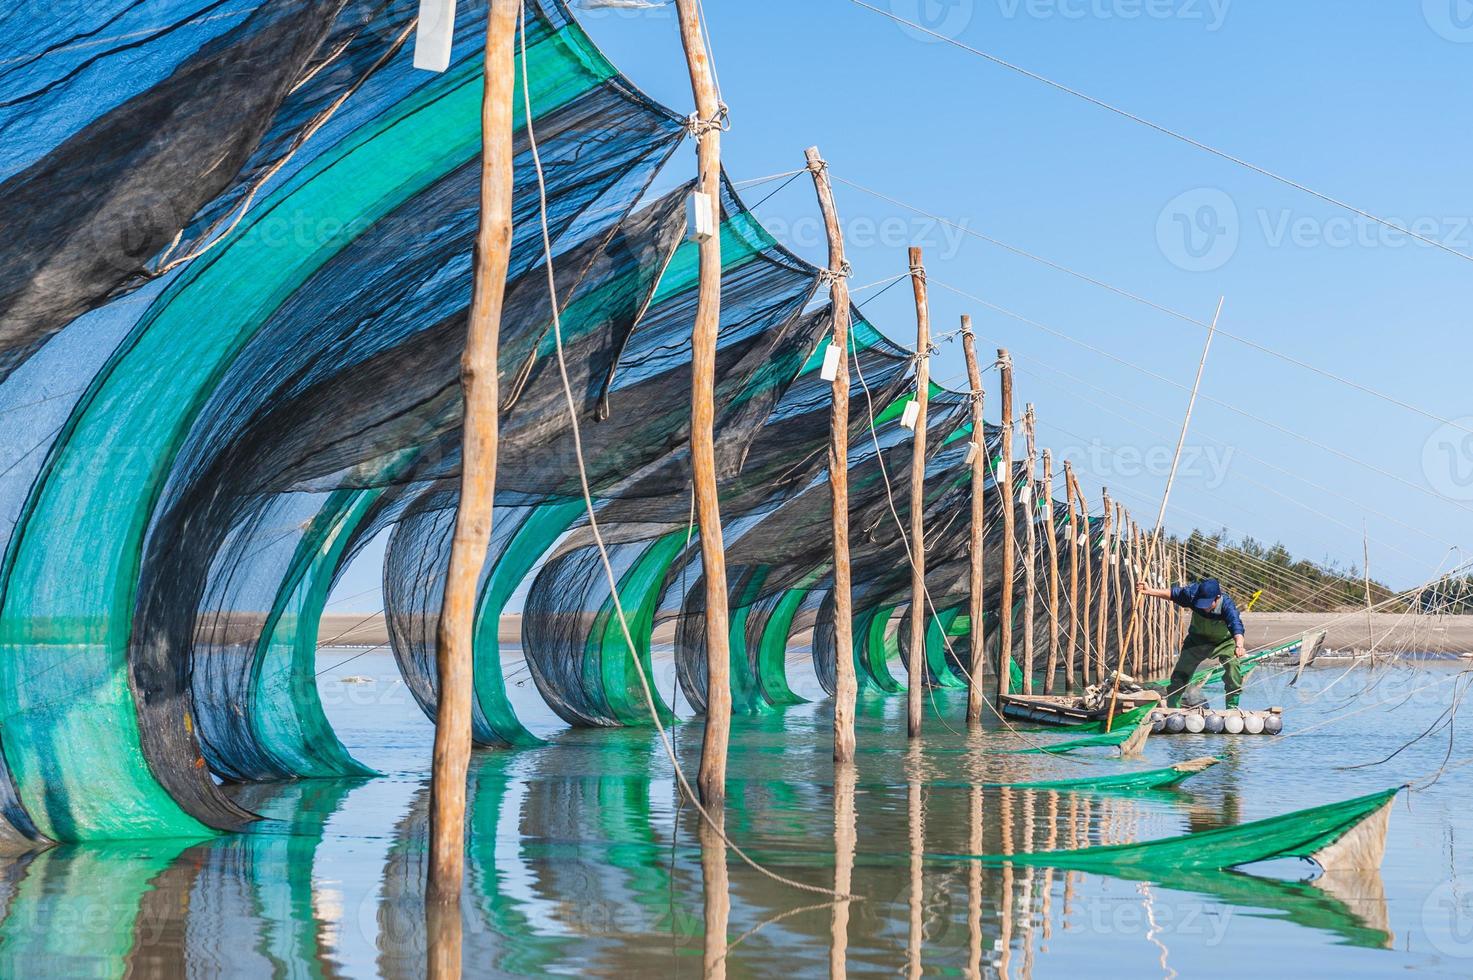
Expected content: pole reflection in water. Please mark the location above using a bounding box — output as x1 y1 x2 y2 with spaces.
830 762 856 979
906 744 924 980
700 813 729 980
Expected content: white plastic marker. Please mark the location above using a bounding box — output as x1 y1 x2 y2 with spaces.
963 440 979 466
686 190 717 242
900 399 919 429
819 342 842 382
413 0 457 73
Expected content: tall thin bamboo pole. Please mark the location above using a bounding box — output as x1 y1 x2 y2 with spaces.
961 319 987 725
805 146 856 762
1112 503 1126 667
1095 490 1112 686
1072 473 1093 687
428 0 517 914
674 0 732 807
1042 449 1061 694
906 247 930 739
995 349 1015 706
1021 405 1038 693
1063 461 1080 693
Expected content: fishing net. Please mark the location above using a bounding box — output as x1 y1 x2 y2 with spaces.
0 0 1157 842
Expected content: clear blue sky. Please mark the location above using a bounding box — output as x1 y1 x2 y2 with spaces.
329 1 1473 611
573 0 1473 590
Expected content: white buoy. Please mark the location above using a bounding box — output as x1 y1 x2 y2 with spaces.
1264 713 1283 735
1223 712 1245 734
1204 712 1225 734
1165 714 1187 734
1244 713 1266 735
1184 713 1206 734
1151 712 1166 733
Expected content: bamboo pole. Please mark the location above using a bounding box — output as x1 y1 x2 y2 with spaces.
675 0 732 808
1062 462 1080 693
1042 449 1061 694
1363 521 1374 653
906 247 930 739
1095 490 1112 686
1072 473 1093 688
428 0 517 917
961 319 987 725
1021 405 1038 694
995 349 1015 706
1112 504 1126 668
805 146 856 763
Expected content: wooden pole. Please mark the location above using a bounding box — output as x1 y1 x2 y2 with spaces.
675 0 732 808
1021 405 1038 694
1072 473 1093 688
1112 503 1126 668
1095 490 1112 687
1363 520 1374 654
1042 449 1061 694
1062 462 1080 693
906 247 930 739
428 0 518 916
805 146 856 763
961 319 987 726
995 349 1015 707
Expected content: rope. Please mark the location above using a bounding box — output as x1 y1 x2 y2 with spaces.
518 9 852 901
846 0 1473 268
832 174 1473 441
149 19 418 278
930 276 1473 518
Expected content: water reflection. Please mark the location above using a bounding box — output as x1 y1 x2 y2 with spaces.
0 690 1406 976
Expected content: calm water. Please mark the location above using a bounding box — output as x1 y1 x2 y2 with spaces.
0 651 1469 977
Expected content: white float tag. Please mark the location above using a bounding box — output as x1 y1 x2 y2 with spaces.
963 440 979 466
819 343 842 382
686 190 717 242
1076 533 1088 546
900 400 920 429
413 0 457 73
1018 483 1032 506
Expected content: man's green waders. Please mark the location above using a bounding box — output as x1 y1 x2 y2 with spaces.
1166 608 1242 708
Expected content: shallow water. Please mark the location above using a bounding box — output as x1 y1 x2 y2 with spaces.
1 652 1470 977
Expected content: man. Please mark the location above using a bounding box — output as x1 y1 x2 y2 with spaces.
1134 577 1246 709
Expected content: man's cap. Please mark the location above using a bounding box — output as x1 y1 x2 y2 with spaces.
1193 578 1222 612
